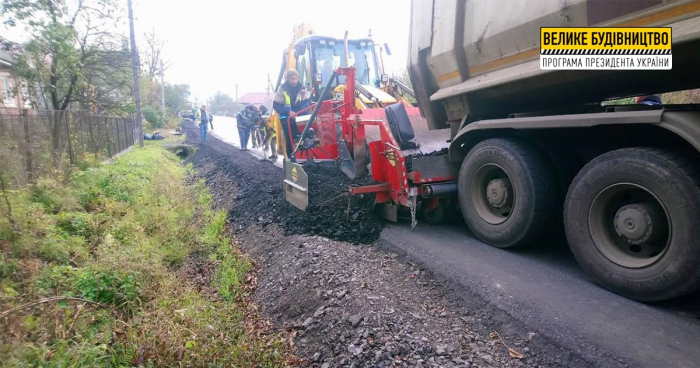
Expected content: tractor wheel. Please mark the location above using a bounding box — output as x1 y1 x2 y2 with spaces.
458 138 557 248
564 148 700 301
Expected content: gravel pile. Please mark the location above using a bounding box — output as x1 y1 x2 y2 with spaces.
183 122 598 368
184 124 382 244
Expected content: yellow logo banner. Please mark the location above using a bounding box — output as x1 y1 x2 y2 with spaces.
541 27 671 52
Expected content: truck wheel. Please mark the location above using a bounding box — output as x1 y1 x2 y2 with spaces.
564 148 700 301
458 138 557 248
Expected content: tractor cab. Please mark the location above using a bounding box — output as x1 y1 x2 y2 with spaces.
293 36 342 101
293 36 395 107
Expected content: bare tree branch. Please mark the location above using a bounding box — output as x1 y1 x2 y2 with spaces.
142 29 169 79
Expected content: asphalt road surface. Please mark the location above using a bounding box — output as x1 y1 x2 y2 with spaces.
211 115 700 368
210 115 284 165
380 222 700 368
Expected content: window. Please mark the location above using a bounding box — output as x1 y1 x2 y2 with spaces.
313 41 381 87
348 43 380 87
296 45 310 88
315 44 342 85
315 42 349 86
1 76 15 107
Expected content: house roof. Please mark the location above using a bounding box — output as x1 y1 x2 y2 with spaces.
0 47 13 66
238 92 273 106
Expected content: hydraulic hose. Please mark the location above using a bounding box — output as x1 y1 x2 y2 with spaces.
389 78 415 99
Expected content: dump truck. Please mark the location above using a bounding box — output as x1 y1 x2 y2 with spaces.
283 0 700 301
403 0 700 301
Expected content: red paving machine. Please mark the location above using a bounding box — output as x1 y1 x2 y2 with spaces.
283 67 455 227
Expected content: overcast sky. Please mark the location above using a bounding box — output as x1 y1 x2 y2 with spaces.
1 0 411 104
134 0 411 104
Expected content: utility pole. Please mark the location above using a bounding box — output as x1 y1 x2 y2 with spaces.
160 59 166 115
266 73 271 97
128 0 143 147
235 84 239 102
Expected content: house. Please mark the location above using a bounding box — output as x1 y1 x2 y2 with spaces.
0 41 32 113
237 92 273 110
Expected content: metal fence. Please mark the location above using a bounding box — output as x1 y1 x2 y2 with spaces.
0 109 136 188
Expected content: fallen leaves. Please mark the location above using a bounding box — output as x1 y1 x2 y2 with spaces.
490 331 525 359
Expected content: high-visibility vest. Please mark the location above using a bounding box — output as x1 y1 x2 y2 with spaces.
283 91 292 109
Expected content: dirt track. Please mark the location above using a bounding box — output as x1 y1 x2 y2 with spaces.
182 122 611 367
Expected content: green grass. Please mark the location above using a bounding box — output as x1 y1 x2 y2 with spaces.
0 141 293 367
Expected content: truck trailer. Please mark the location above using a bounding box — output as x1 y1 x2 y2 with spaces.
406 0 700 301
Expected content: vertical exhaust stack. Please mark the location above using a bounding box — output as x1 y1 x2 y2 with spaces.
344 31 350 69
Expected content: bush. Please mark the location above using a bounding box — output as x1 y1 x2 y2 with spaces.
1 143 292 366
31 179 80 213
142 105 166 130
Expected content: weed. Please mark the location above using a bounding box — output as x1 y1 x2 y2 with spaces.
214 242 253 303
1 142 293 366
30 179 80 213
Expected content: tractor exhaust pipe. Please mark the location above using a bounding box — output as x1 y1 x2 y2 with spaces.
421 183 457 198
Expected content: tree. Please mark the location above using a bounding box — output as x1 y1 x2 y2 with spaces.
78 43 133 115
208 92 239 116
142 104 165 129
392 67 416 104
164 83 190 114
2 0 125 166
141 29 169 80
392 67 413 91
3 0 123 112
140 75 161 108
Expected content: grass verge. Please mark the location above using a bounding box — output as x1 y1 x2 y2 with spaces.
0 141 296 366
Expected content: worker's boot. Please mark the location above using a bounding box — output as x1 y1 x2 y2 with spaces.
269 145 278 160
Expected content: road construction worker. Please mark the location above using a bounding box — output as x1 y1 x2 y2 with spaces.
259 109 278 160
250 106 263 149
236 105 258 151
254 106 270 149
273 68 311 158
193 104 213 142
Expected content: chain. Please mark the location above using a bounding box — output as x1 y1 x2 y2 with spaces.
408 195 418 230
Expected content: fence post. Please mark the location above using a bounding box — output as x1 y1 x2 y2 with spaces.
129 117 135 146
106 118 112 159
115 118 122 153
79 111 85 154
21 109 33 183
65 111 75 165
123 117 129 150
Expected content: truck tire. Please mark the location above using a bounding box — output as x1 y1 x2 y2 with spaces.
564 148 700 301
458 138 557 248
